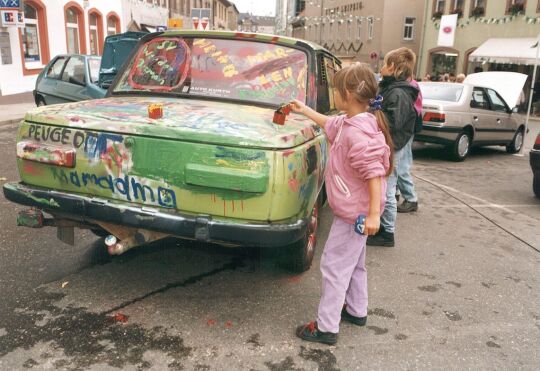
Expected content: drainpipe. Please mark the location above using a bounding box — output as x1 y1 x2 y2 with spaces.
417 0 430 77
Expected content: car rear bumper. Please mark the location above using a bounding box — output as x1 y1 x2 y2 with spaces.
530 149 540 176
3 182 308 248
415 125 461 145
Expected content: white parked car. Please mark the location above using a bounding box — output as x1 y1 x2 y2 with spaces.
415 72 527 161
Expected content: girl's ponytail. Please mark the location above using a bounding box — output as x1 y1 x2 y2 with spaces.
373 109 394 177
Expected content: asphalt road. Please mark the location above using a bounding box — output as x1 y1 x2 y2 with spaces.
0 122 539 370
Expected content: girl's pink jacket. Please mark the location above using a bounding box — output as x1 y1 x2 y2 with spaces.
324 113 391 225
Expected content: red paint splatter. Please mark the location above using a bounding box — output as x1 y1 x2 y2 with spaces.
271 36 280 44
225 321 233 328
282 150 295 157
287 275 302 283
288 179 299 193
23 162 43 176
109 313 129 323
207 319 217 326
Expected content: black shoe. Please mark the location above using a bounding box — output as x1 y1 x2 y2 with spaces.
395 194 400 202
367 227 395 247
341 307 367 326
397 200 418 213
296 321 337 345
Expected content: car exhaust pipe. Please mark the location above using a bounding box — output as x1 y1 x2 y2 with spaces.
99 223 169 255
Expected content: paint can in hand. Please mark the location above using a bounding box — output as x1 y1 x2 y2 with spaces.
354 215 366 235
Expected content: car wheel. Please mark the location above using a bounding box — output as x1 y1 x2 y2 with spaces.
36 96 46 107
279 200 319 273
534 176 540 198
506 128 524 154
450 132 471 162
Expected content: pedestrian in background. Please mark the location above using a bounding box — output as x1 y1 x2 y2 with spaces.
290 63 392 345
368 48 419 247
456 73 466 83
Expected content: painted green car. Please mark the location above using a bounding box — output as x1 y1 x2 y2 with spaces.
4 31 341 272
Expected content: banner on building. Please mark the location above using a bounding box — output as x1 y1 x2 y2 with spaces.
437 14 458 47
168 18 183 29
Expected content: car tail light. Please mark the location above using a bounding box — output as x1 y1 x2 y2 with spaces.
535 135 540 146
16 141 76 168
423 112 446 123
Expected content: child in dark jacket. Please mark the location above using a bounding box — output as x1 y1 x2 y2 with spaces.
367 48 419 247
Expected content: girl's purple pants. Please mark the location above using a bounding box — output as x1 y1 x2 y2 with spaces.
317 217 368 333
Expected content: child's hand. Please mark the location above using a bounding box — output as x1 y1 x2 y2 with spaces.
290 99 307 115
364 214 380 236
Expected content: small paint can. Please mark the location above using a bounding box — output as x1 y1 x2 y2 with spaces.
354 215 366 235
148 103 164 119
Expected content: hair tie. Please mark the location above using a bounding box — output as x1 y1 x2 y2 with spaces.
369 95 383 111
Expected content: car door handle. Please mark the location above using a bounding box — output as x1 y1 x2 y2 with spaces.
473 116 479 122
496 119 501 123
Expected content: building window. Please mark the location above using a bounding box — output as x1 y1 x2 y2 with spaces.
403 17 415 40
451 0 464 16
367 17 374 40
64 3 86 54
106 12 121 36
433 0 446 16
88 10 103 55
506 0 527 14
470 0 487 17
357 19 361 40
22 4 41 65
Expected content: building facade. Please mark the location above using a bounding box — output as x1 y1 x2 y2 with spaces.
301 0 425 67
0 0 123 96
237 14 275 34
168 0 192 28
123 0 168 32
418 0 540 78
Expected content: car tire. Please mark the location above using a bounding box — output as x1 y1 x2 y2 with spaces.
279 199 319 273
450 132 471 162
506 128 524 154
534 176 540 198
36 96 46 107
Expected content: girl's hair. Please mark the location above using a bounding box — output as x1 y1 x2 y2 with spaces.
333 62 394 176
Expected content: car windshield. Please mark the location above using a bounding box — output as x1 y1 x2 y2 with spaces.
112 36 308 106
419 83 464 102
88 57 101 84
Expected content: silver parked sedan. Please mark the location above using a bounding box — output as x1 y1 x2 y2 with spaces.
415 73 526 161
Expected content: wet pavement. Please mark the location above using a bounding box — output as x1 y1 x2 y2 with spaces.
0 121 539 370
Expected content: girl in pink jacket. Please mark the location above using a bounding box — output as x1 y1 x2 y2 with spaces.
291 63 393 345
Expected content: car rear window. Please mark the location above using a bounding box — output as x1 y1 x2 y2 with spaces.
112 36 308 106
419 83 464 102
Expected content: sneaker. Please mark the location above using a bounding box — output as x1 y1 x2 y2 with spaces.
367 227 395 247
397 200 418 213
295 321 337 345
341 307 367 326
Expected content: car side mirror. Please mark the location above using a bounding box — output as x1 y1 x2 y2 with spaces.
69 76 86 86
511 107 519 114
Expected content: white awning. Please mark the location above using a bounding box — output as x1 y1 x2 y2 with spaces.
469 38 539 65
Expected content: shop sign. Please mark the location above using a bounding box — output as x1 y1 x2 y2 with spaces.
1 10 24 27
0 0 21 9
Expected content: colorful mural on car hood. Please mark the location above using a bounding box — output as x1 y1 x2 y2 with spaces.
24 96 321 149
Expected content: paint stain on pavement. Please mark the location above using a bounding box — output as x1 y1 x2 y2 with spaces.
486 341 501 348
481 282 496 288
418 284 441 292
247 333 263 349
443 310 462 321
299 346 339 371
265 356 302 371
366 326 389 335
367 308 396 319
394 334 408 341
445 281 462 288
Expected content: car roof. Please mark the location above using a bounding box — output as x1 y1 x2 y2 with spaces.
157 30 330 54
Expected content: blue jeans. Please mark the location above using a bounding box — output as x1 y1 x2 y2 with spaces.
381 137 417 233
